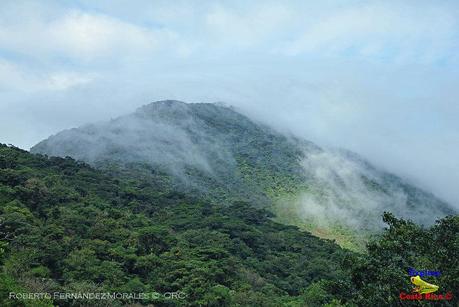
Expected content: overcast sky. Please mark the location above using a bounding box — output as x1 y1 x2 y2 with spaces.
1 0 458 207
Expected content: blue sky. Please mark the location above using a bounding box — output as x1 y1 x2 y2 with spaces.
0 0 459 206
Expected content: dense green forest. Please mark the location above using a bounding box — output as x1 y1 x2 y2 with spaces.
0 144 457 306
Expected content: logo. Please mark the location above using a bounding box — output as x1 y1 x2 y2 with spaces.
410 275 438 294
399 268 453 301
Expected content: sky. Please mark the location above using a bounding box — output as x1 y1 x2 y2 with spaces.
0 0 458 207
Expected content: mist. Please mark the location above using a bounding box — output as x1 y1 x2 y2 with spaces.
1 1 459 208
31 101 237 183
291 148 451 231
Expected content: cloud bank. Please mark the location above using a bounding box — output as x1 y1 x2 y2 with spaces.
0 0 458 207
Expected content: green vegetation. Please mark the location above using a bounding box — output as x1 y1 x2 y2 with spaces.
324 212 459 306
272 195 369 252
0 144 457 306
0 145 348 306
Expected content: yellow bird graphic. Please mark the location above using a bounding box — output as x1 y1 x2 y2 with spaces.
411 275 439 294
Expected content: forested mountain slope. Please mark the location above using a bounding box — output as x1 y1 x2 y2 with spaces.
1 144 457 306
31 100 455 249
0 144 348 306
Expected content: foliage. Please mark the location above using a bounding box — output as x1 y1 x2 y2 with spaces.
0 144 348 306
327 212 459 306
1 143 457 306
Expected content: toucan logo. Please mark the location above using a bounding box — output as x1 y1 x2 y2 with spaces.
410 275 439 294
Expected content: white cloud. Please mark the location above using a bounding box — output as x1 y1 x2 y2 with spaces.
280 2 458 62
0 59 95 92
48 12 156 59
44 71 96 91
205 3 292 48
1 1 457 63
0 9 179 62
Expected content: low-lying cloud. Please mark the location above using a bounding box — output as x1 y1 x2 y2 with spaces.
293 149 452 231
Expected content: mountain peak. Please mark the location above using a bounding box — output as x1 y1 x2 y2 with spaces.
140 99 187 108
135 100 190 117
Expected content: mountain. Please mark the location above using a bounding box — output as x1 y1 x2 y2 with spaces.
32 100 312 207
31 100 456 249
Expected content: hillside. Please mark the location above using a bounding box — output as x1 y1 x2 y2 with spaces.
0 144 348 306
1 144 457 306
31 100 456 249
